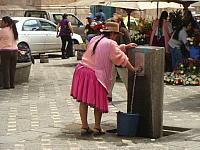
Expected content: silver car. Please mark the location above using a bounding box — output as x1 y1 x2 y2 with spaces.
13 17 83 55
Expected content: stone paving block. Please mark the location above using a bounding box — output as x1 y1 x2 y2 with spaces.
0 57 200 150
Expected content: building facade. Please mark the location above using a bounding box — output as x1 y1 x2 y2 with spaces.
0 0 90 23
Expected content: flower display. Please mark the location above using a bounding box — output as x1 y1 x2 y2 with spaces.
130 18 152 45
131 33 147 45
164 59 200 86
187 32 200 48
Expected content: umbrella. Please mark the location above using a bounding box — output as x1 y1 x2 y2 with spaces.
67 0 109 7
101 2 187 10
112 0 198 4
102 0 198 29
96 1 188 30
191 1 200 6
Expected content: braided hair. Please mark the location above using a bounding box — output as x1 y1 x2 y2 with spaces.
92 32 111 54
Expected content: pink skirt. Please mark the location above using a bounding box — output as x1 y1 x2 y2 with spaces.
71 64 108 113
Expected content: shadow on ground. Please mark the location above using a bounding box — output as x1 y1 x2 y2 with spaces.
55 122 149 145
46 62 78 68
164 93 200 112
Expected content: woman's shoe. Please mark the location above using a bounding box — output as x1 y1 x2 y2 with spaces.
80 127 93 136
93 128 105 136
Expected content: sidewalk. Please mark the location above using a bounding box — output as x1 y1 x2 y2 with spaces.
0 57 200 150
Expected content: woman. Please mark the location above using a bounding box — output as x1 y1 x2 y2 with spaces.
168 21 192 70
0 16 18 89
107 14 131 102
183 10 200 32
150 11 173 72
70 22 142 136
56 13 74 59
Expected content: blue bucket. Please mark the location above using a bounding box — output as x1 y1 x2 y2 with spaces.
117 111 139 137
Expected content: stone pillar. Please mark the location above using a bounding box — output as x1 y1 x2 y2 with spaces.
127 46 165 139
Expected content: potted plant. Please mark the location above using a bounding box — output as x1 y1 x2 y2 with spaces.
169 9 183 31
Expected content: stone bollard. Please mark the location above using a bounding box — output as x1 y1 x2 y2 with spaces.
74 44 86 60
40 54 49 63
127 46 165 139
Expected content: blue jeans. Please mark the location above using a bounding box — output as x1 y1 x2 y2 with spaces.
170 46 183 70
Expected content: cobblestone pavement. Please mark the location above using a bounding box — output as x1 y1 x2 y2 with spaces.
0 57 200 150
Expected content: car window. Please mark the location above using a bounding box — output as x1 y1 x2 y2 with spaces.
67 15 82 26
23 19 40 31
25 12 48 19
39 20 56 31
53 14 62 24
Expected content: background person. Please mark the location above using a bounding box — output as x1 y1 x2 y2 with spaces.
150 11 173 72
183 10 200 32
0 16 18 89
96 9 106 23
56 13 74 59
70 22 142 136
168 21 192 70
107 14 132 102
85 15 97 42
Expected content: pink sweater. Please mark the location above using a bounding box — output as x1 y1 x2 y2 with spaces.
81 35 128 92
0 27 18 51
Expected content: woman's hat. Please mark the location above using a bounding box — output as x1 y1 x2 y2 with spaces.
100 22 122 34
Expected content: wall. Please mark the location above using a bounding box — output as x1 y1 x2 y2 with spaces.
0 0 90 23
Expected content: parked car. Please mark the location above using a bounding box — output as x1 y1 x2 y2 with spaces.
24 10 86 40
12 17 83 56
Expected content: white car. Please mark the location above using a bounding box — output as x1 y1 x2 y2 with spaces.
13 17 83 55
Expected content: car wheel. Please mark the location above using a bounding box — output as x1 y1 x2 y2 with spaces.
17 42 33 63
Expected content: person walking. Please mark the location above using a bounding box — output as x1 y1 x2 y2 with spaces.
56 13 74 59
150 11 173 72
0 16 18 89
70 22 142 136
168 20 192 70
107 14 131 102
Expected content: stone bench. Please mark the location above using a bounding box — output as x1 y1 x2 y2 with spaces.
0 61 32 87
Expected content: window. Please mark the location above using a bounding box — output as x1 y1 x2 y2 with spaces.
23 20 40 31
67 15 80 26
53 14 62 24
39 21 56 31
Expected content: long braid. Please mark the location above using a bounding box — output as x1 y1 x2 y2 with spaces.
92 35 106 54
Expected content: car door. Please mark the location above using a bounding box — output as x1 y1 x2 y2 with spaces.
21 19 45 54
38 19 61 52
67 14 85 40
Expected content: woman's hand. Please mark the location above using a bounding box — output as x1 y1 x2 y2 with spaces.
133 66 143 73
126 43 137 49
